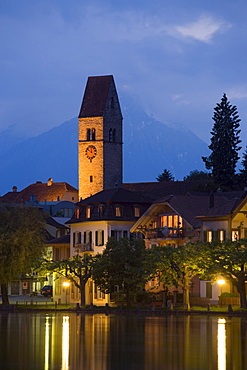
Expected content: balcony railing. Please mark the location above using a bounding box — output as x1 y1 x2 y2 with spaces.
74 243 93 252
146 228 184 239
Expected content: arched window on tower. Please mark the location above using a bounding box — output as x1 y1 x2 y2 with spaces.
109 128 113 142
92 128 96 141
87 129 91 141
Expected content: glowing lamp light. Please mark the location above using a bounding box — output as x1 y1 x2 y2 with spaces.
217 279 225 286
63 282 70 287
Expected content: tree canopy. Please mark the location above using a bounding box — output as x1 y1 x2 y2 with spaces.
202 93 241 189
0 205 46 304
92 238 153 306
151 243 207 310
156 169 175 182
199 240 247 309
43 253 98 306
183 170 210 182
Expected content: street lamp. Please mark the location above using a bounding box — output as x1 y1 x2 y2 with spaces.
217 279 225 305
63 281 70 305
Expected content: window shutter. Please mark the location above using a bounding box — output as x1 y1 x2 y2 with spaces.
102 230 104 245
203 231 207 242
84 232 86 243
213 230 218 241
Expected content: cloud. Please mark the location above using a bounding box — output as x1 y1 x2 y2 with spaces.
174 15 231 43
228 86 247 100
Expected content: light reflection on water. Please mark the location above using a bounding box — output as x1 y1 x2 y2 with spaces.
0 312 247 369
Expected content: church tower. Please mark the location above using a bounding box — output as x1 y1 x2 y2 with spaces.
78 75 123 200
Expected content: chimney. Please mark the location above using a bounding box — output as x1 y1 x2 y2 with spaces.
47 178 53 186
12 186 17 192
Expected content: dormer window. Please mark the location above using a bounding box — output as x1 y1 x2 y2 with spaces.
75 208 80 219
134 206 141 217
115 206 122 217
98 205 104 217
86 206 91 219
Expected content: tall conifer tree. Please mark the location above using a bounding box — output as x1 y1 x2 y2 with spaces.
202 94 241 188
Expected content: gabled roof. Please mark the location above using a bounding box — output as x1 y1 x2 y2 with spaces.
45 217 68 229
0 181 78 203
78 75 115 118
131 194 212 232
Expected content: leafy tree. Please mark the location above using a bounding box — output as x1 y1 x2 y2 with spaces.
156 169 174 182
43 254 98 306
92 238 153 306
152 243 207 311
0 205 46 305
199 240 247 309
239 145 247 187
183 170 210 181
202 94 241 188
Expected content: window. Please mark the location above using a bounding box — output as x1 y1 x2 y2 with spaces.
115 206 122 217
95 230 104 246
134 206 140 217
98 205 104 217
94 285 105 300
160 215 183 236
206 282 212 298
86 128 96 141
111 230 122 240
218 230 225 242
113 128 116 142
90 176 93 183
109 128 113 142
123 230 128 238
75 208 80 219
84 231 92 250
232 230 239 241
87 129 91 141
73 232 81 246
206 230 213 242
86 206 91 218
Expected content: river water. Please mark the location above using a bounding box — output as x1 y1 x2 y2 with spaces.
0 312 246 369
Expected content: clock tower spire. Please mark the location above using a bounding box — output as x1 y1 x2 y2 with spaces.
78 75 123 200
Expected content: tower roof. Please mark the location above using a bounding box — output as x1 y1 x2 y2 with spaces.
78 75 115 118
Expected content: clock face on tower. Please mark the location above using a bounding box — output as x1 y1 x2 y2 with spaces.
85 145 97 161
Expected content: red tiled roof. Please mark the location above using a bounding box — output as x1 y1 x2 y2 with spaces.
0 181 78 203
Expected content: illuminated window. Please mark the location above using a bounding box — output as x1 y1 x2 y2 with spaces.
115 206 122 217
75 208 80 219
206 230 213 242
232 230 239 241
218 230 225 242
160 214 182 236
86 206 91 218
134 207 141 217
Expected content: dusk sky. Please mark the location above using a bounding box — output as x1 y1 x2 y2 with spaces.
1 0 247 144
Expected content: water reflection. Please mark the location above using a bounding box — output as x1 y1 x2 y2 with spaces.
0 312 247 369
217 318 226 370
